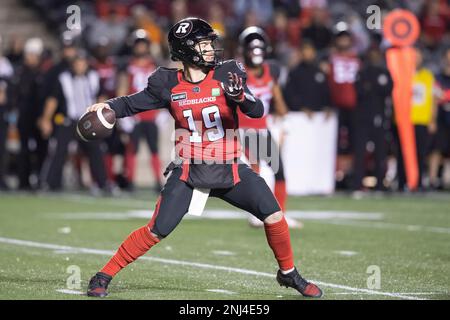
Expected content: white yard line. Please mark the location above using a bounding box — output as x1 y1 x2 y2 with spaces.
55 289 84 295
315 220 450 235
329 292 444 296
0 236 426 300
206 289 237 295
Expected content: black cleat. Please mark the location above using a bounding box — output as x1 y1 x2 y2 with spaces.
87 272 112 297
276 268 323 298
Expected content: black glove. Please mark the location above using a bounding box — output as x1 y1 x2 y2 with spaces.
221 72 244 102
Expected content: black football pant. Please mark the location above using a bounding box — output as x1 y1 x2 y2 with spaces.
42 121 107 190
130 121 159 154
148 164 281 238
352 122 387 190
17 118 48 189
0 113 7 184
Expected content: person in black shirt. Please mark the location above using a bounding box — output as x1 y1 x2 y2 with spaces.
429 47 450 190
39 51 108 192
0 36 14 190
13 38 47 190
283 41 331 116
353 46 393 191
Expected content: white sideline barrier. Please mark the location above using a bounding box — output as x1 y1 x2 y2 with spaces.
137 111 337 196
268 112 338 195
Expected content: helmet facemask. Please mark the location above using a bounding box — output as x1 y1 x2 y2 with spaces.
245 39 266 67
186 35 223 68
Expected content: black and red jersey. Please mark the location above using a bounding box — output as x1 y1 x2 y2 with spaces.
237 62 280 129
328 53 360 109
436 73 450 125
126 57 158 121
107 60 263 188
92 57 117 99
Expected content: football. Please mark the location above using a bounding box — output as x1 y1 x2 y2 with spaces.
76 107 116 141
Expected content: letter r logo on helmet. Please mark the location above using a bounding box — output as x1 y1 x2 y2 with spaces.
174 21 192 38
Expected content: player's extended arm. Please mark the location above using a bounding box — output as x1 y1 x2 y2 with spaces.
87 68 167 117
104 88 164 118
37 96 58 139
272 83 288 116
86 88 161 117
222 72 264 118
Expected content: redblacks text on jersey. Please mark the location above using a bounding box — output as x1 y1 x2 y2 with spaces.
106 60 264 188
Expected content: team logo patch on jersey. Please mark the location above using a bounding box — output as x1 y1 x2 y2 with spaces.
236 61 246 72
193 86 200 93
211 88 220 96
171 92 187 102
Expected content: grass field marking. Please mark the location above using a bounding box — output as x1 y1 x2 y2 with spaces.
48 209 384 221
329 292 444 296
0 236 426 300
334 250 359 256
55 289 84 295
205 289 237 295
316 220 450 234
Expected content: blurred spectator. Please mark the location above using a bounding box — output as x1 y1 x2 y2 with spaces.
91 38 117 101
116 30 163 192
129 5 164 60
284 41 331 116
429 47 450 189
302 8 332 52
234 0 274 26
419 0 450 50
353 45 393 191
39 51 108 192
208 2 227 37
0 36 14 190
13 38 47 190
5 35 25 68
91 38 122 190
171 0 189 25
266 9 297 66
42 32 78 102
86 6 128 54
397 48 438 191
328 29 360 156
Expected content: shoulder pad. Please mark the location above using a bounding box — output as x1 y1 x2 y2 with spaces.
147 67 179 100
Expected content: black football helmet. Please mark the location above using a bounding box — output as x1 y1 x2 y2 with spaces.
168 17 222 68
239 26 271 67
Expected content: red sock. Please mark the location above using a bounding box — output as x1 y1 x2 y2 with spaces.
274 180 287 212
124 145 136 183
264 216 294 271
100 226 159 277
150 154 162 184
104 154 114 182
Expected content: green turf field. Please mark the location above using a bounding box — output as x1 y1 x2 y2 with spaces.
0 191 449 300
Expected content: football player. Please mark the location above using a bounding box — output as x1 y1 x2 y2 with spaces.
116 29 163 192
237 27 302 229
86 18 322 298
